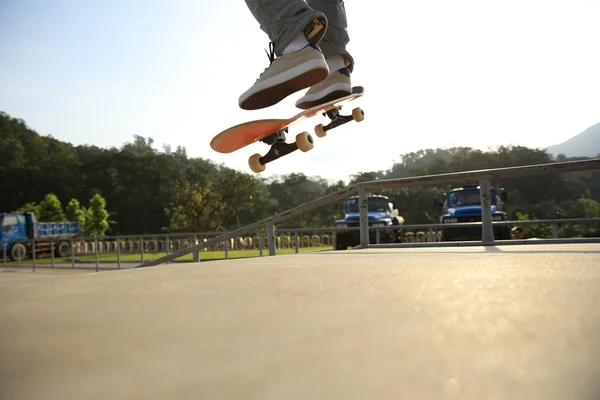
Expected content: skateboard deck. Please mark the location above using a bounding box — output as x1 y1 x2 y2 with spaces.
210 86 365 173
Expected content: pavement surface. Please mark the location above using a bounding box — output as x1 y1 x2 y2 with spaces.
1 244 599 400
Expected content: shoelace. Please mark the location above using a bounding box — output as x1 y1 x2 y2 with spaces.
264 42 276 64
256 42 276 81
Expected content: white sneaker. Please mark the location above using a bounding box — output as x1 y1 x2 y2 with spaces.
295 67 352 110
238 43 329 110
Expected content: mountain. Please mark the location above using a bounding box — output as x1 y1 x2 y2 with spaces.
546 123 600 158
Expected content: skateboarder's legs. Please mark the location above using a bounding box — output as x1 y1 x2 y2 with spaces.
296 0 353 109
243 0 327 57
306 0 354 72
239 0 354 111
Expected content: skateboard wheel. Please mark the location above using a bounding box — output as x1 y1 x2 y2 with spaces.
315 124 326 138
352 107 365 122
296 131 314 152
248 153 266 173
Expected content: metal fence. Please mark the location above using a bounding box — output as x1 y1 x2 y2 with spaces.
127 158 600 268
2 216 599 271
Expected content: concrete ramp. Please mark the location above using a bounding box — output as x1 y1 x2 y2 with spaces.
1 244 600 399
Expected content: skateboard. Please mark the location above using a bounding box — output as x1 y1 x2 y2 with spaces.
210 86 365 173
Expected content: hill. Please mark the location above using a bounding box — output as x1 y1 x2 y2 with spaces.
546 123 600 158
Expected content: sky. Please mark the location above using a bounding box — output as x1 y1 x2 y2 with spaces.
1 0 599 183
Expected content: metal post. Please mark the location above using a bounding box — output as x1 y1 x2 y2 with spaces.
94 237 99 272
224 239 229 259
552 224 558 239
50 241 55 268
166 235 170 256
32 239 36 272
479 179 494 244
359 187 369 248
259 232 263 257
428 228 435 242
140 237 145 265
2 241 6 267
376 228 380 244
192 234 199 262
295 232 299 254
71 239 75 268
117 237 121 269
332 231 337 251
266 224 276 256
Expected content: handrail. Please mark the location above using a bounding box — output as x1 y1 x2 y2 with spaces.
136 186 359 267
356 158 600 190
136 158 600 268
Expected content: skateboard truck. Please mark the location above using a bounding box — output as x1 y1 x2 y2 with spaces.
314 105 365 138
249 128 314 173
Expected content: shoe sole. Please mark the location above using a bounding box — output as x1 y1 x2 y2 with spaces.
239 59 329 110
296 88 352 110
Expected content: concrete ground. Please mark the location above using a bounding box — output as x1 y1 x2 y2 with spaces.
1 244 599 400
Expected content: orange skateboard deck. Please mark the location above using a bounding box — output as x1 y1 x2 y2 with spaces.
210 86 365 173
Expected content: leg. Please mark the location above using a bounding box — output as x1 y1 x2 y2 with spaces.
239 0 331 110
295 0 354 109
243 0 327 57
305 0 354 71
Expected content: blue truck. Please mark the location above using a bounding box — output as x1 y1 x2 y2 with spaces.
0 212 80 261
436 184 510 241
334 194 404 250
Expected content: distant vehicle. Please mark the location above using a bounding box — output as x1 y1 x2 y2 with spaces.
435 184 510 241
334 194 404 250
0 212 80 261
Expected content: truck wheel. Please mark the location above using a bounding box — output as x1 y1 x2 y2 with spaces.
56 241 72 258
10 243 27 262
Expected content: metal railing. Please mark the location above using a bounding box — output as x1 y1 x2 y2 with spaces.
2 217 599 271
134 158 600 268
0 230 334 271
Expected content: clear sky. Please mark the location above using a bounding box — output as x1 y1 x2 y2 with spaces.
1 0 599 182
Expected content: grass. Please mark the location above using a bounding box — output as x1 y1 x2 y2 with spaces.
1 246 334 266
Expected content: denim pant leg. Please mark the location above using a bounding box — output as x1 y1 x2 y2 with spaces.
306 0 354 71
243 0 328 56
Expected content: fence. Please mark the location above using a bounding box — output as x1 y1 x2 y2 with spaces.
2 216 600 271
126 158 600 268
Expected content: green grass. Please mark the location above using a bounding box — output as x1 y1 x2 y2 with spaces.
1 246 333 265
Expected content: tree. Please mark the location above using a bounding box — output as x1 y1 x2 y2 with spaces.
17 202 40 216
84 194 110 237
164 179 224 232
214 169 266 229
37 193 66 222
121 135 156 156
66 198 86 226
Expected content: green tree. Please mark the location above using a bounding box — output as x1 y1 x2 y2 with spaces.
37 193 66 222
214 169 266 229
84 194 110 236
66 198 86 226
17 202 40 216
164 179 224 232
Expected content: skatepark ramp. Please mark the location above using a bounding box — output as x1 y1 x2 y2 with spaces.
136 158 600 268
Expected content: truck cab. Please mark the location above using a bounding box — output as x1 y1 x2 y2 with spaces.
437 185 510 241
1 212 35 241
334 195 404 250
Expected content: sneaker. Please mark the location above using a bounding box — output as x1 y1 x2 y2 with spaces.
295 67 352 110
238 43 329 110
